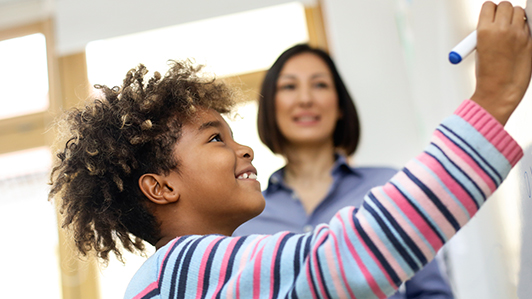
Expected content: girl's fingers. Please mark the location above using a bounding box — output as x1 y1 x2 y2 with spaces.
478 1 497 28
493 1 514 25
511 6 527 28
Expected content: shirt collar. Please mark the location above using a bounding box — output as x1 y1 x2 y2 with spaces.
265 153 360 194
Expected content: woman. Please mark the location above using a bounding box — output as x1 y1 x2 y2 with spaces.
234 44 454 298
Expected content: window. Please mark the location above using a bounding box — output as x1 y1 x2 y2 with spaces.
0 33 49 120
0 147 61 298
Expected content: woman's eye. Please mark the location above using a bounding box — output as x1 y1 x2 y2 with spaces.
314 82 329 89
209 134 223 143
278 84 296 91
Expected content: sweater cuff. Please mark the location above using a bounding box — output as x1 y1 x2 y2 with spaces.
455 99 523 166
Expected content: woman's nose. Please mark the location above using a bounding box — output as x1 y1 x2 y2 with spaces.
297 85 313 106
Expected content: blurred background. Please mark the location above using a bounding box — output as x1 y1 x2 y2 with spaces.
0 0 531 298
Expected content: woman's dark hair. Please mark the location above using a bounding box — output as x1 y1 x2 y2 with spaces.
257 44 360 156
49 61 235 263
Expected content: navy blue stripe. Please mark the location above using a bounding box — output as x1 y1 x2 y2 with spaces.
215 236 248 299
429 142 486 205
363 201 420 272
200 238 223 299
357 194 407 286
290 287 299 299
159 236 192 291
140 288 160 298
369 192 427 265
352 205 402 287
425 147 481 209
175 236 207 299
272 233 294 298
313 231 333 299
305 226 328 297
391 181 446 245
403 167 461 232
438 125 501 183
292 236 304 285
303 235 312 258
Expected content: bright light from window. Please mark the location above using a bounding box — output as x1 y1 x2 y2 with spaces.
0 33 49 119
86 2 308 87
0 147 61 298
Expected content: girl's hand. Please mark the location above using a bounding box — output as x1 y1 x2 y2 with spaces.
471 1 532 125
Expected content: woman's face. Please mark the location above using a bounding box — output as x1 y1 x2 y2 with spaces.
274 52 341 149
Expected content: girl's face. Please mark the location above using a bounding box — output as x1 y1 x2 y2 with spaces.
170 108 265 233
274 52 341 149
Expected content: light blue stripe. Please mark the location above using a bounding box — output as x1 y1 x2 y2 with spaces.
355 204 416 280
390 177 448 243
411 158 472 220
440 115 513 183
374 186 437 256
365 197 424 268
425 143 485 208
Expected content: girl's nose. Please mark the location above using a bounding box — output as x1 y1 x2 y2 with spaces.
237 143 254 161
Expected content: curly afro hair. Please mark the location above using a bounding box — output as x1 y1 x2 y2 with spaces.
49 60 236 263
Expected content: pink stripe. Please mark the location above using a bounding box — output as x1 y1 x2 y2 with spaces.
132 282 158 299
158 238 181 278
305 256 319 299
416 154 479 217
405 159 469 227
235 235 268 299
455 100 523 165
382 184 443 250
311 230 334 299
269 232 290 299
355 210 408 281
341 207 389 298
433 130 495 193
196 236 224 298
371 188 434 261
329 226 356 298
393 173 456 240
253 245 265 298
213 238 238 297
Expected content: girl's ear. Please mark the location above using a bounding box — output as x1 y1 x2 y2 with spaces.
139 173 180 205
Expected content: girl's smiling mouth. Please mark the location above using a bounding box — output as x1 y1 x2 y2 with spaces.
237 172 258 180
236 166 258 180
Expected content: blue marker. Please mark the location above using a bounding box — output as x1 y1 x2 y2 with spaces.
449 30 477 64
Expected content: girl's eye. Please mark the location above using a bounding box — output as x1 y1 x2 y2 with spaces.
209 134 223 143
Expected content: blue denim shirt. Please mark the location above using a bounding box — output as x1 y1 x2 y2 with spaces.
234 155 454 299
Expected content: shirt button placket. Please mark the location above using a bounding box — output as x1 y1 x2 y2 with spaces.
303 224 313 233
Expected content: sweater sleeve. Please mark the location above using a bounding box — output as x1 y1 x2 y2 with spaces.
127 100 523 299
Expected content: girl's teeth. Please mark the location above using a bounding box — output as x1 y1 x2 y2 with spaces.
238 173 257 179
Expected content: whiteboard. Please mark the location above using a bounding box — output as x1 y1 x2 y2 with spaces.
503 78 532 297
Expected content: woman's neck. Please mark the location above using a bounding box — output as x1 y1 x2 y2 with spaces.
282 142 337 213
284 146 336 183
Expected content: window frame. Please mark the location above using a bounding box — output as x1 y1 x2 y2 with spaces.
0 20 60 155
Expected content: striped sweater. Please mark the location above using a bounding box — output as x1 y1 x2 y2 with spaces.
125 100 523 299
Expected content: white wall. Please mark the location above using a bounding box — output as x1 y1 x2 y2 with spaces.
321 0 475 169
320 1 523 299
54 0 316 55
